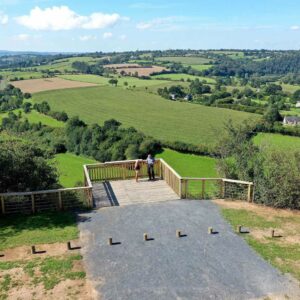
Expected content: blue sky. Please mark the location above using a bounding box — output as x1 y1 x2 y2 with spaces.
1 0 300 52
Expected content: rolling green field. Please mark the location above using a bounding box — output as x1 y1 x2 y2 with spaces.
254 133 300 151
59 74 167 88
186 64 213 71
0 109 65 128
0 70 44 80
53 153 97 187
158 149 217 177
156 56 211 65
33 86 259 147
151 73 216 83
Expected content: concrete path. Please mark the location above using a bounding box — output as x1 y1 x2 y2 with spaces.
92 179 180 207
78 200 299 300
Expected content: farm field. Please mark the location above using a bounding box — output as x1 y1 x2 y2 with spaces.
158 148 217 178
0 109 65 127
12 77 98 93
186 64 213 71
59 74 168 88
0 70 44 80
156 56 211 65
151 73 216 83
53 153 97 188
254 133 300 151
280 83 300 94
113 66 167 76
33 86 259 147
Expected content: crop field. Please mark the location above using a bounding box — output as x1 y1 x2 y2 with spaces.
151 73 216 83
158 149 217 177
53 153 97 187
254 133 300 151
58 74 167 88
12 77 98 93
113 66 167 77
156 56 211 65
33 86 259 147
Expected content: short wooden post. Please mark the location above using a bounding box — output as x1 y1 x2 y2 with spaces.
236 225 242 233
108 238 113 245
31 194 35 213
271 229 275 238
1 196 5 215
202 180 205 199
179 179 182 199
208 227 213 234
176 230 181 238
31 245 36 254
143 233 148 241
185 179 188 199
247 184 252 202
58 191 62 210
221 180 225 199
67 241 72 250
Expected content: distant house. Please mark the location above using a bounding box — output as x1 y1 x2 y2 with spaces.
296 101 300 108
184 94 193 101
283 116 300 126
169 93 176 100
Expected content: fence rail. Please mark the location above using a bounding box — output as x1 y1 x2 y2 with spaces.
0 158 254 215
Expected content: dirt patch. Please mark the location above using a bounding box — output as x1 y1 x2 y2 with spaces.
0 240 81 261
12 77 98 93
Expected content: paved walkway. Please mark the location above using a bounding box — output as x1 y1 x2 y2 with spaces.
92 179 180 207
78 200 299 300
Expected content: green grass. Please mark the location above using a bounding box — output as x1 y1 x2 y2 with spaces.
185 64 213 71
280 83 300 94
156 56 211 65
0 212 78 250
59 74 167 88
0 70 44 80
158 149 217 177
0 109 65 128
221 207 300 280
33 86 259 147
151 73 216 84
53 153 97 187
254 133 300 151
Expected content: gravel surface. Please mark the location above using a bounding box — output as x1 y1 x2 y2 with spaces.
78 200 299 300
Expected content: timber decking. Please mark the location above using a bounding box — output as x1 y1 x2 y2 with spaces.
92 179 180 207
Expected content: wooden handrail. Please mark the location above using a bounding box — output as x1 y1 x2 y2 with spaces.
159 158 182 179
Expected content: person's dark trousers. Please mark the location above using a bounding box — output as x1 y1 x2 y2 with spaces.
147 164 155 180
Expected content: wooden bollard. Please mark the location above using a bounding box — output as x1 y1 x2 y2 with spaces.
108 238 113 245
67 241 72 250
237 225 242 233
208 227 213 234
143 233 148 241
31 245 37 254
271 229 275 238
176 230 181 238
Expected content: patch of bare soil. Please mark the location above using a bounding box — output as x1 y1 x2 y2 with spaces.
12 77 98 93
0 240 81 261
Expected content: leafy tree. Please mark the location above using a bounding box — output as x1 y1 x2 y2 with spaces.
22 102 32 113
263 104 282 124
108 78 118 86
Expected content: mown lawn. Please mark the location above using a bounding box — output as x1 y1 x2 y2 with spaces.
53 153 97 187
33 86 258 147
254 133 300 151
219 202 300 281
158 149 217 177
0 212 78 250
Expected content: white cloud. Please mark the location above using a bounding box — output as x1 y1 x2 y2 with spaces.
79 35 97 41
16 6 127 31
13 34 30 41
136 16 183 31
103 32 113 39
119 34 127 40
290 25 300 31
0 12 8 25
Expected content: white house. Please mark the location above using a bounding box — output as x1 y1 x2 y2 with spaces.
283 116 300 126
296 101 300 108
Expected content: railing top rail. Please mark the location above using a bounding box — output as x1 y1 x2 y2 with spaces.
159 158 182 179
83 164 92 187
0 186 92 197
222 178 253 185
181 177 223 181
85 159 160 168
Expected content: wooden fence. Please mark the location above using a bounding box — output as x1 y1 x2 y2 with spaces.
0 158 254 215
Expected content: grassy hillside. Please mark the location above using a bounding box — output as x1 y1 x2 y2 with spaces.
254 133 300 151
158 149 217 177
33 86 259 147
151 73 216 83
53 153 97 187
156 56 211 65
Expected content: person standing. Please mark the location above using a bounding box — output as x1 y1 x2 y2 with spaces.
146 154 155 181
134 159 141 182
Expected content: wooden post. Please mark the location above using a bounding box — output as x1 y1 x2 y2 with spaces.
271 229 275 238
208 227 213 234
236 225 242 233
108 238 113 245
58 191 62 210
220 180 225 199
179 179 182 199
31 194 35 213
202 180 205 199
1 196 5 215
176 230 181 238
247 184 252 202
143 233 148 241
